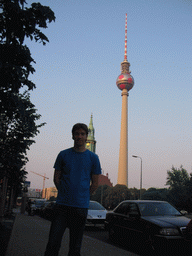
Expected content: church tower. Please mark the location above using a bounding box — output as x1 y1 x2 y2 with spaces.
86 114 96 153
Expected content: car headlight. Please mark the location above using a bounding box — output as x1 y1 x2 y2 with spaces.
159 228 179 236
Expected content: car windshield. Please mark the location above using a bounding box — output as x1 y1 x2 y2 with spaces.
89 202 105 210
138 202 182 217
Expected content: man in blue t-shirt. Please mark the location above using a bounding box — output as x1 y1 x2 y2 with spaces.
44 123 101 256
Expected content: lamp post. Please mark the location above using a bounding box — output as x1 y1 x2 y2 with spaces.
132 155 142 199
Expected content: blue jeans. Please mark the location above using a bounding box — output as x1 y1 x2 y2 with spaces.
44 204 88 256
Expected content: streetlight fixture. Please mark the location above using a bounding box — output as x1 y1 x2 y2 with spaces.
132 155 142 199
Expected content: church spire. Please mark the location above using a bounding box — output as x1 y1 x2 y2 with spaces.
86 114 96 153
87 114 95 140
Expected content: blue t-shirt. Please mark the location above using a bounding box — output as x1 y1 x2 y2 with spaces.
54 148 101 208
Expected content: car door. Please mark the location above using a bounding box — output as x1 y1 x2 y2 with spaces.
110 202 128 238
113 202 130 239
121 203 143 241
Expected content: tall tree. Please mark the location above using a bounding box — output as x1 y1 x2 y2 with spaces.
103 184 132 210
0 0 55 216
0 0 55 117
90 185 109 205
166 166 192 211
166 165 189 189
141 187 169 201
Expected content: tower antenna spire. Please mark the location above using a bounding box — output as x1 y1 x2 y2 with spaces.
120 14 130 74
124 13 128 62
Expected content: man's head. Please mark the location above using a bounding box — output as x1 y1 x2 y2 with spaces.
72 123 88 150
72 123 88 136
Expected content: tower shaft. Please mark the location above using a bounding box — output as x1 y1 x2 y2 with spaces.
117 89 128 186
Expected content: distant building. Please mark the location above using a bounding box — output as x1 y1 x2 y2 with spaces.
27 188 42 198
42 187 58 200
98 173 113 187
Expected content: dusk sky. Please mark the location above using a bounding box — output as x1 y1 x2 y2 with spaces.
25 0 192 191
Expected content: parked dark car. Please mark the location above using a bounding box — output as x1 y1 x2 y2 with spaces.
105 200 192 254
39 201 51 217
42 201 56 220
30 199 47 215
26 198 35 215
86 201 107 227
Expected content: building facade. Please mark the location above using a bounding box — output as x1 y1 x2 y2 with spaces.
98 173 113 187
42 187 58 200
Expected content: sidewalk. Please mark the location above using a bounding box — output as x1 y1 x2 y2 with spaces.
0 210 16 256
6 212 139 256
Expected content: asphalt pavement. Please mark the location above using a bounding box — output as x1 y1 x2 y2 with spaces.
0 211 16 256
6 209 139 256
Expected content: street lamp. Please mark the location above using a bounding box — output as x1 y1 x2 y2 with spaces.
132 155 142 199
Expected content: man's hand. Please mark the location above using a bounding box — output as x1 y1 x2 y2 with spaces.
54 169 61 190
90 174 99 194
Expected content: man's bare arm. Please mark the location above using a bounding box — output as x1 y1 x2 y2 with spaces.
54 169 62 190
90 174 99 194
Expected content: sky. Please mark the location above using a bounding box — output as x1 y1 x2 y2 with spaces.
24 0 192 191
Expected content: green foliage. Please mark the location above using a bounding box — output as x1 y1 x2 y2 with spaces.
165 166 192 212
166 165 189 189
90 185 109 204
0 0 56 119
0 0 55 202
128 187 146 200
1 91 45 177
135 166 192 213
103 184 132 210
141 188 169 201
0 0 55 45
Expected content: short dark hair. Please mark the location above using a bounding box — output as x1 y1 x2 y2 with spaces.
72 123 88 135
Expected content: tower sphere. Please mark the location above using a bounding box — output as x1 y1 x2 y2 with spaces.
116 72 134 91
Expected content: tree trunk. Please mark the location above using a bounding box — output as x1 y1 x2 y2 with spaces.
8 185 14 214
0 176 8 219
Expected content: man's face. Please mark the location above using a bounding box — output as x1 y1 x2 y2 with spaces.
73 128 88 148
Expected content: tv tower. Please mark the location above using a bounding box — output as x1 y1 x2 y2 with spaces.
116 13 134 186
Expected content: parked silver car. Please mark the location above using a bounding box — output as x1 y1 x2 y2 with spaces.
86 201 107 227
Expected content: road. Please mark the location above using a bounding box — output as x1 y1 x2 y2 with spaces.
84 225 145 256
32 215 191 256
7 212 191 256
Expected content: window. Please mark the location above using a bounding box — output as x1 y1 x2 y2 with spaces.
89 201 105 210
127 203 139 216
115 202 129 215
